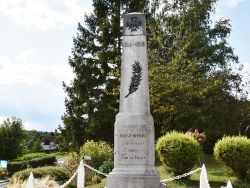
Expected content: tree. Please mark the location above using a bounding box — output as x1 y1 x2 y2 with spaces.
22 130 42 152
61 0 151 151
61 0 250 152
147 0 247 145
0 117 24 160
32 139 43 153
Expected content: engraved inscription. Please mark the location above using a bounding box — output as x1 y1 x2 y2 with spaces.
122 41 145 47
119 132 147 162
122 141 144 146
120 133 146 138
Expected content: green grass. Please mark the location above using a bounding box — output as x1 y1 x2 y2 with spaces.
85 154 250 188
158 154 249 188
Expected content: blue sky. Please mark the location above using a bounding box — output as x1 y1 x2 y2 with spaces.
0 0 249 132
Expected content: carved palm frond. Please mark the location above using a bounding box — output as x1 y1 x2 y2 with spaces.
125 60 143 98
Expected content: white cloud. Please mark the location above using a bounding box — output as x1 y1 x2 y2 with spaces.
0 115 6 124
0 0 92 30
0 115 44 131
17 50 34 63
24 120 45 131
0 55 11 67
219 0 245 8
0 52 74 86
0 53 42 85
0 52 74 131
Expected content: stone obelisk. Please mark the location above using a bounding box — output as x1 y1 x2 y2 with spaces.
106 13 161 188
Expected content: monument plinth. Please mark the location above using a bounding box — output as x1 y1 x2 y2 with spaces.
106 13 162 188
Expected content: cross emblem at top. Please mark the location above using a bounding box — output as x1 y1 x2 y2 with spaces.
126 17 142 32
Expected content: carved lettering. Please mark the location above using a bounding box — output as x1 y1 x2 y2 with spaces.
118 132 147 163
135 156 145 160
122 41 145 47
120 133 146 138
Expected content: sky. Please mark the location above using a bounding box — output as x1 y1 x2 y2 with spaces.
0 0 249 132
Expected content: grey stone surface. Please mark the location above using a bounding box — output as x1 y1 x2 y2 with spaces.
106 13 163 188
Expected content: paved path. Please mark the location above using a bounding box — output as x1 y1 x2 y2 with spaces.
0 179 9 188
57 157 65 166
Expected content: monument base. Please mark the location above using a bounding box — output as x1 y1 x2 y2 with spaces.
105 113 163 188
106 172 163 188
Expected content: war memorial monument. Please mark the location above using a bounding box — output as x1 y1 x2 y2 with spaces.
106 13 164 188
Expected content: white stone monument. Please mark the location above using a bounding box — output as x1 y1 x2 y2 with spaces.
106 13 162 188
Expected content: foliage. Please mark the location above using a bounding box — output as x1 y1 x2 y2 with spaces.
28 156 56 168
80 140 113 169
21 130 58 153
0 168 8 179
92 175 101 184
61 151 101 187
31 140 43 152
59 0 250 148
8 176 59 188
7 161 27 175
0 117 25 160
63 152 81 176
10 166 69 185
14 153 47 161
99 160 114 174
214 136 250 182
148 0 248 146
156 131 201 176
8 154 56 174
60 0 121 151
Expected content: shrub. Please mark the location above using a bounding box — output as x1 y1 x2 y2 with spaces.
63 152 80 176
7 161 27 175
80 140 113 169
10 166 70 185
156 131 201 176
214 136 250 182
0 168 8 179
8 155 56 174
92 175 101 184
14 153 47 161
99 160 114 174
28 155 56 168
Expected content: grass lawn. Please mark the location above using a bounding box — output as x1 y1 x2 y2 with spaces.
85 155 250 188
